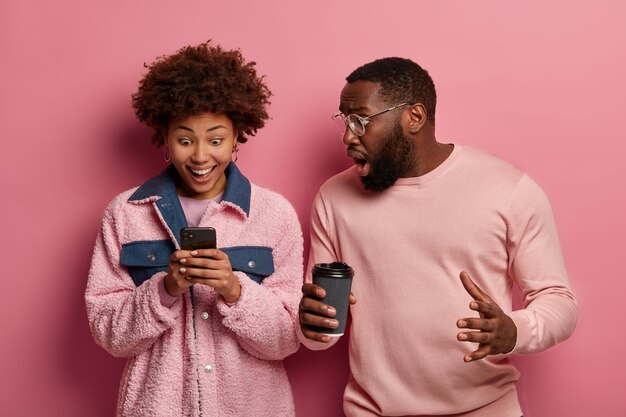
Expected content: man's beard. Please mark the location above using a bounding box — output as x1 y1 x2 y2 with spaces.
361 121 417 192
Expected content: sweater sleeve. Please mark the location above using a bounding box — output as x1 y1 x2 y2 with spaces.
85 199 182 358
216 201 304 361
297 191 341 351
507 174 578 354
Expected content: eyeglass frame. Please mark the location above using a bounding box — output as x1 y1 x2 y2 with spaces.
331 102 412 137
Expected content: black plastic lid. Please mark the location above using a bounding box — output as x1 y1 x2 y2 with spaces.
312 262 354 277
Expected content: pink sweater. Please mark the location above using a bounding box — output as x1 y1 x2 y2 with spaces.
86 164 303 416
299 145 577 417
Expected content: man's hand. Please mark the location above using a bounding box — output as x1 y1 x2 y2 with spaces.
456 271 517 362
299 283 357 343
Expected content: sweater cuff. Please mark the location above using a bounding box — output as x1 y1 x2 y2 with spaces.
157 274 181 308
296 322 339 351
216 271 250 315
509 310 533 354
142 273 182 327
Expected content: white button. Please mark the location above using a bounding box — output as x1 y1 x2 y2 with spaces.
201 312 209 320
248 260 256 268
147 254 156 261
204 364 213 373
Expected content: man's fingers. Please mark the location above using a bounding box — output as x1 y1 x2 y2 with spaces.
302 283 325 298
469 300 497 317
300 296 336 317
464 345 491 362
457 317 493 331
460 271 496 304
301 327 332 343
459 271 486 302
300 312 339 329
457 330 492 345
349 292 357 305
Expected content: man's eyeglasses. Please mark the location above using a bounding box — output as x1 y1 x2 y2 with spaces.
331 103 411 137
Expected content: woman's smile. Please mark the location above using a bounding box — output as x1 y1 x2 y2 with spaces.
187 165 216 182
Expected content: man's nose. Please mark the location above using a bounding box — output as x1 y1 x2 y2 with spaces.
342 126 360 146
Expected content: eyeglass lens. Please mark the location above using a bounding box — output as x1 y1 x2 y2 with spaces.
332 114 348 135
332 114 365 136
347 115 365 136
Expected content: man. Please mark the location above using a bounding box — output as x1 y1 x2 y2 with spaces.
298 57 577 417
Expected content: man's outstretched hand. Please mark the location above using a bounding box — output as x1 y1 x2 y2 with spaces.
456 271 517 362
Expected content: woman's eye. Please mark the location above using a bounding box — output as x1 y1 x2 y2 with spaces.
210 138 223 146
178 138 192 145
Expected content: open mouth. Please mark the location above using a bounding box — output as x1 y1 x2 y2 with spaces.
187 166 215 181
347 149 370 177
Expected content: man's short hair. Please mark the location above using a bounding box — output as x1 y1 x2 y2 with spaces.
346 57 436 124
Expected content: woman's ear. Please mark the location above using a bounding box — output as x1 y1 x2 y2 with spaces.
232 133 240 162
159 130 171 163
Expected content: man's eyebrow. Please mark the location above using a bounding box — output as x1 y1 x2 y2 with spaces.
340 105 369 114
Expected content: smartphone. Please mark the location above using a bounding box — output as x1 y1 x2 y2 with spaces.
180 227 217 251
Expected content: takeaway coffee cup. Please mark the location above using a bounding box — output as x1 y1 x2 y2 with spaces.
310 262 354 336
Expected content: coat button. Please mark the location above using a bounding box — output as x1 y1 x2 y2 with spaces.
248 260 256 269
201 312 209 320
147 254 156 262
204 364 213 373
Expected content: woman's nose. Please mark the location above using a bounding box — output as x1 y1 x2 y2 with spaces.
191 143 211 163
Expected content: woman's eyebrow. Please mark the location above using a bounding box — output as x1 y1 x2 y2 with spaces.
173 124 227 132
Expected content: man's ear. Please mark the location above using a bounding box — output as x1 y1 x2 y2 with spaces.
408 103 427 134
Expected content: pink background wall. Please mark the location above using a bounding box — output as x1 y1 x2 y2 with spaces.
2 1 625 416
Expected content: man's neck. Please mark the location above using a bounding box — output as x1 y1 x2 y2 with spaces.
416 140 454 177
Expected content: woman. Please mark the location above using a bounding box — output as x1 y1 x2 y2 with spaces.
85 42 303 416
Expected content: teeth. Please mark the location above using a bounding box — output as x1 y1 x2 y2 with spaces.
191 167 213 175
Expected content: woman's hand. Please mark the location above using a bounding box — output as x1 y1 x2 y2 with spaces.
178 249 241 303
163 250 196 297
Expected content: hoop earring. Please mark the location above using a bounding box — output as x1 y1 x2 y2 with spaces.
231 144 239 163
164 146 171 163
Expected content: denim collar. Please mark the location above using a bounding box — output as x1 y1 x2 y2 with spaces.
129 162 251 217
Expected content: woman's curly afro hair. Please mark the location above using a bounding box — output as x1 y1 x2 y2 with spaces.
132 41 272 147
